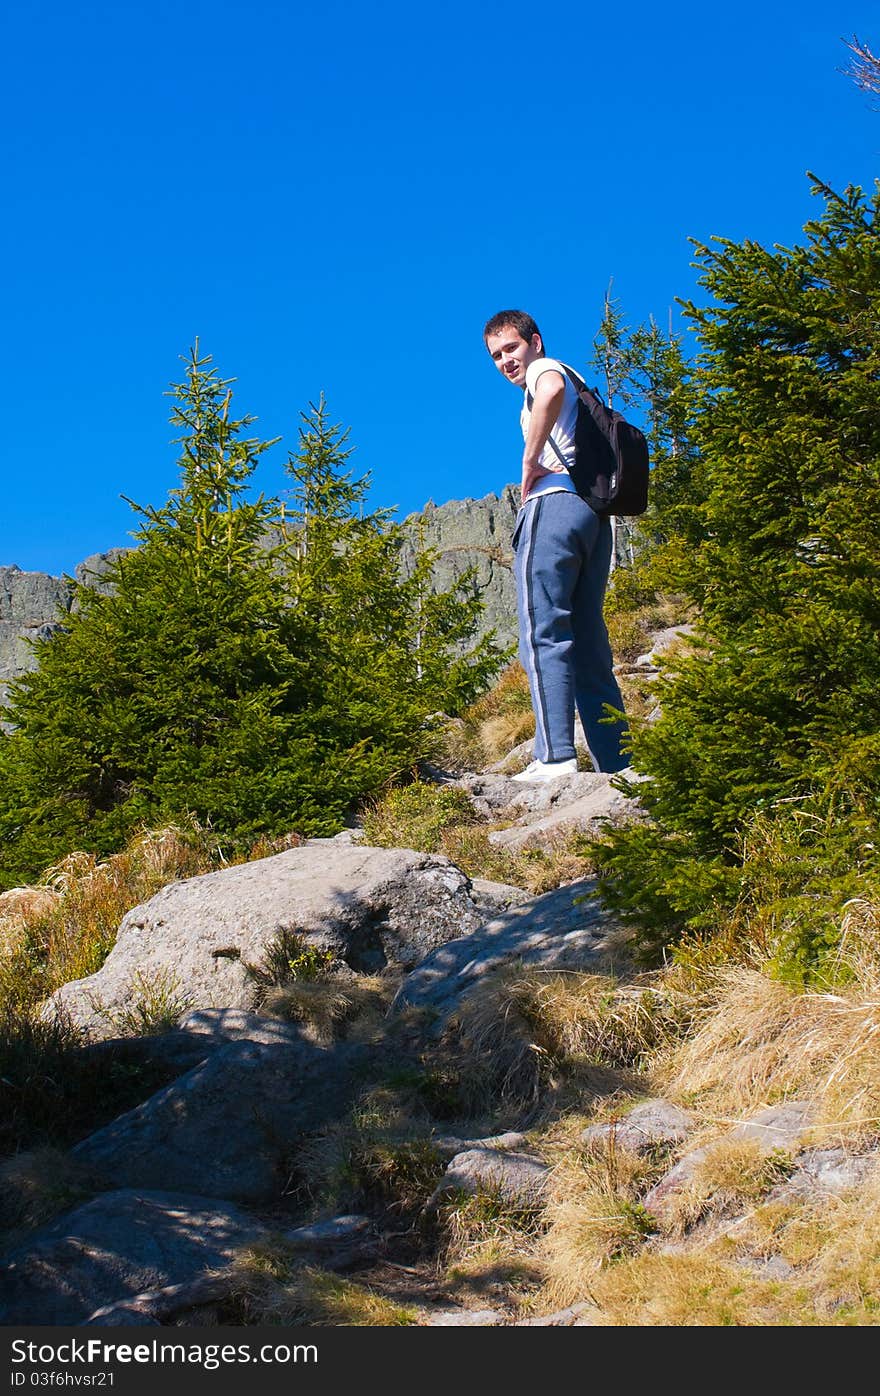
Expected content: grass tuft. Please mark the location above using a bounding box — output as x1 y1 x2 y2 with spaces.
91 968 194 1037
217 1246 418 1326
362 782 479 854
0 822 235 1014
441 967 690 1115
539 1139 659 1305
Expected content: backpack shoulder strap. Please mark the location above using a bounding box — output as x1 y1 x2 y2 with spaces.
560 363 603 402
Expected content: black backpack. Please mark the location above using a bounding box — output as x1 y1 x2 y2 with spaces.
527 363 650 517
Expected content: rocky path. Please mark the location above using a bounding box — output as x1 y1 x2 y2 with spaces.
5 693 872 1327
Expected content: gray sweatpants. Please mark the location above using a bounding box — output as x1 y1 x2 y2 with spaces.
512 491 628 772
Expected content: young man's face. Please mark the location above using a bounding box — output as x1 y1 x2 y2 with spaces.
485 325 543 388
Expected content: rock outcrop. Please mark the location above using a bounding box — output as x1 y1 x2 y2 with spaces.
398 487 520 651
0 565 72 712
0 494 522 710
0 1190 268 1326
45 840 488 1036
390 879 620 1021
72 1039 372 1201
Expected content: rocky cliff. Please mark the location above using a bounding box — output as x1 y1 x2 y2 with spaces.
0 550 129 711
0 493 524 708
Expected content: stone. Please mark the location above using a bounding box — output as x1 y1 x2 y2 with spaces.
582 1099 694 1153
73 1039 371 1201
44 841 486 1037
632 623 696 669
84 1216 378 1324
466 879 531 914
515 1301 599 1326
487 772 642 851
75 1011 310 1081
74 1029 216 1080
432 1131 527 1162
0 1189 267 1326
425 1308 504 1326
728 1100 815 1150
742 1255 795 1281
426 1148 549 1212
85 1276 229 1325
643 1100 816 1221
177 1007 310 1048
284 1215 373 1249
391 879 620 1020
456 768 600 822
775 1148 878 1199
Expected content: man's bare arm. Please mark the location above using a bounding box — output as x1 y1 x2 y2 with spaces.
521 369 565 502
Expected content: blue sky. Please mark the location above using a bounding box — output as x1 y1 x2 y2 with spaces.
2 0 878 576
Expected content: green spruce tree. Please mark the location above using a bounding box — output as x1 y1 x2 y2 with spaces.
594 180 880 973
0 346 307 884
0 360 503 890
279 397 503 802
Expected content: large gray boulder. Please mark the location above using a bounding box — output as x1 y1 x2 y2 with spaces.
45 840 486 1037
391 878 622 1021
0 1189 267 1326
73 1038 371 1201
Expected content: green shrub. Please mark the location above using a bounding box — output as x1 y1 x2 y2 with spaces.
362 781 478 853
592 180 880 974
0 359 502 889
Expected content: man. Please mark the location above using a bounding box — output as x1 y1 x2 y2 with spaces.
484 309 628 782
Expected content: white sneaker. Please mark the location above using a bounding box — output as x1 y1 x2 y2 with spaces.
511 757 579 784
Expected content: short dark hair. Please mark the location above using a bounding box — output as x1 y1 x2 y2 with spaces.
483 309 544 352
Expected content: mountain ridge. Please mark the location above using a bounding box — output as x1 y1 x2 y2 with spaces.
1 488 523 709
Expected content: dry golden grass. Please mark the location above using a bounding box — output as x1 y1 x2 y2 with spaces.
437 1188 545 1308
577 1159 880 1325
439 825 596 896
0 887 61 957
299 1269 418 1325
263 974 392 1045
445 967 687 1114
657 1137 793 1239
439 662 534 771
586 1251 808 1326
219 1247 418 1326
0 824 233 1012
478 709 536 764
538 1140 659 1306
776 1166 880 1318
262 982 357 1043
654 911 880 1147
